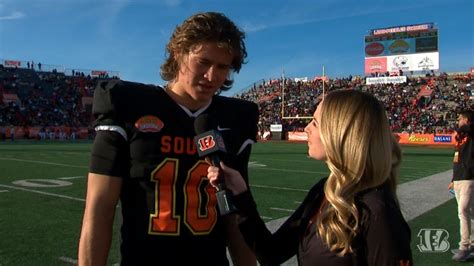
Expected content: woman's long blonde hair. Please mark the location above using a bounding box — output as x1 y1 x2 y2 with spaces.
316 89 401 255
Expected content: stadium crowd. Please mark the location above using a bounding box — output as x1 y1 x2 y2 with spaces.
0 61 472 140
235 72 473 137
0 63 117 140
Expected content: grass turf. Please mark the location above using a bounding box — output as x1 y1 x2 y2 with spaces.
0 141 457 265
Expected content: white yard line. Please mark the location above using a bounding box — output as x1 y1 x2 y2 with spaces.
270 207 294 213
59 176 85 180
0 157 87 169
0 184 85 202
251 167 328 175
58 256 77 265
250 184 309 192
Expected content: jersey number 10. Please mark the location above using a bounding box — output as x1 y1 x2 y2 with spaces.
148 158 218 236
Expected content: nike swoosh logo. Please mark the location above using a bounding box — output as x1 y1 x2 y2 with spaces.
217 126 231 131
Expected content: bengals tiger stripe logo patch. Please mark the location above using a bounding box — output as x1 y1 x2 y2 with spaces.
197 136 216 152
135 115 164 133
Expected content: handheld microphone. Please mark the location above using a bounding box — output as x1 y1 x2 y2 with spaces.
194 114 237 216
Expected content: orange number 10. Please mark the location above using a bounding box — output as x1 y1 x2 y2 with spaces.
148 159 218 236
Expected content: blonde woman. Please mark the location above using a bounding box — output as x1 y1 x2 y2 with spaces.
208 90 413 265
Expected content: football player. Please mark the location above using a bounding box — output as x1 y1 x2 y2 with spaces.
78 12 258 266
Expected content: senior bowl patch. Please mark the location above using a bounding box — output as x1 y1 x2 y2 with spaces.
134 115 164 133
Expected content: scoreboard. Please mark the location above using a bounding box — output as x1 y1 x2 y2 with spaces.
365 29 438 43
364 23 439 74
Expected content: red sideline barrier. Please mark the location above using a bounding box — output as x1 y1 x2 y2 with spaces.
288 132 456 146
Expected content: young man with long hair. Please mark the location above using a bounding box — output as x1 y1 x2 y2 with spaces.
78 12 257 265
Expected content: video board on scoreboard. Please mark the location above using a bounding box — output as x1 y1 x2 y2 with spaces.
364 23 439 74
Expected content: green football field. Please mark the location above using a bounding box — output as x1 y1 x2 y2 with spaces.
0 141 461 265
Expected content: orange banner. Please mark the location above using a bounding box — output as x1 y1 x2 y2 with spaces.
395 133 455 146
288 132 456 146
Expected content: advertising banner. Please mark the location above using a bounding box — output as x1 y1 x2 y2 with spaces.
386 39 416 55
365 39 416 57
371 23 434 35
294 77 308 82
364 24 438 73
270 124 283 132
288 132 455 146
386 52 439 72
396 133 455 146
365 57 387 74
365 42 385 57
366 76 407 85
4 60 21 67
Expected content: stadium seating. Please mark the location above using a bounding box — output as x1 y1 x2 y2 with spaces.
1 61 472 140
0 63 118 140
234 72 473 136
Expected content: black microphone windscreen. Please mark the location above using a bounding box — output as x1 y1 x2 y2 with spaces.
194 114 226 158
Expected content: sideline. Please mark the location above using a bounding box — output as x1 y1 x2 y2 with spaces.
397 169 453 221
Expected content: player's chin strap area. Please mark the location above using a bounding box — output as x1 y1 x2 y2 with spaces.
95 125 128 141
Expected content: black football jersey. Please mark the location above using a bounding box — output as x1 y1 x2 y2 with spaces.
89 80 259 265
